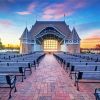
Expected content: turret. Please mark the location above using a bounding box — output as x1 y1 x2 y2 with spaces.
20 27 29 54
20 27 28 41
72 27 80 44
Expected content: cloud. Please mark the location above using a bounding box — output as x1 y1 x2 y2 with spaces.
16 11 32 15
86 29 100 39
42 3 65 20
16 2 36 15
0 19 13 27
42 14 53 20
28 2 36 12
80 30 100 48
42 0 86 20
75 0 86 9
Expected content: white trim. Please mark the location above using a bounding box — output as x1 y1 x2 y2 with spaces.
21 41 34 44
34 26 66 39
35 32 64 39
66 42 80 45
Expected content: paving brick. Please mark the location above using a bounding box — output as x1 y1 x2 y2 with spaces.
0 54 100 100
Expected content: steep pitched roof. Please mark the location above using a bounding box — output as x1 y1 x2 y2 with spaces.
29 21 72 39
72 27 81 41
20 27 28 39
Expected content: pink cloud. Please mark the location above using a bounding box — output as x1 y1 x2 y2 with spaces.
16 2 36 15
42 14 53 20
16 11 32 15
42 3 66 20
42 0 86 20
44 3 65 15
0 20 12 27
86 30 100 39
75 1 86 9
28 2 36 12
44 9 56 15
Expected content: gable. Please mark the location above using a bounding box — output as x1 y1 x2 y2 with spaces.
29 21 72 40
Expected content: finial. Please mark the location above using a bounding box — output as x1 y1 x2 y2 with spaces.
25 16 27 27
36 14 37 21
26 20 27 27
64 13 66 21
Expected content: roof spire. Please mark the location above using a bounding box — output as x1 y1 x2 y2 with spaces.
26 20 27 27
25 16 28 28
20 27 28 40
72 27 76 34
36 14 37 21
72 27 80 41
64 13 66 21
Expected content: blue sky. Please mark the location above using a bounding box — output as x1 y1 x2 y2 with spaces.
0 0 100 46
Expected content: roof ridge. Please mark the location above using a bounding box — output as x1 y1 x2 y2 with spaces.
36 21 65 22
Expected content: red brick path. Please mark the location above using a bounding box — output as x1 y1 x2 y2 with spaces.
0 54 100 100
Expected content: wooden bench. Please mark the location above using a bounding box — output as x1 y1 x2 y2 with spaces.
69 65 97 78
7 62 32 74
0 66 25 82
95 88 100 100
0 73 17 99
74 71 100 90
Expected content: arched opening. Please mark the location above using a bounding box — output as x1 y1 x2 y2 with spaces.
35 27 64 52
41 34 61 52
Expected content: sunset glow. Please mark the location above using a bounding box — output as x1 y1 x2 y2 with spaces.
81 38 100 48
0 0 100 48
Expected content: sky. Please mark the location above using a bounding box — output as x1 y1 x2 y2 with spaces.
0 0 100 48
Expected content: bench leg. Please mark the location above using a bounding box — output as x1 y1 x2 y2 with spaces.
74 72 77 86
14 76 17 92
65 66 68 73
30 67 32 74
74 76 79 90
14 86 17 92
76 81 79 91
9 86 17 99
22 74 24 82
69 72 72 79
94 93 98 100
9 86 12 99
23 69 27 79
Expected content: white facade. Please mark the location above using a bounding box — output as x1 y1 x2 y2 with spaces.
20 21 80 54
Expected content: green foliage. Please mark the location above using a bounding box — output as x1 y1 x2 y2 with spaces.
0 41 4 49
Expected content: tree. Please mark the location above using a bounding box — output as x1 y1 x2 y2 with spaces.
0 40 4 49
96 44 100 49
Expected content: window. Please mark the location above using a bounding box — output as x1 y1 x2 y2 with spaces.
73 40 77 43
69 40 72 43
43 39 58 51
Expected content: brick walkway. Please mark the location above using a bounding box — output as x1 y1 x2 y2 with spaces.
0 54 100 100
